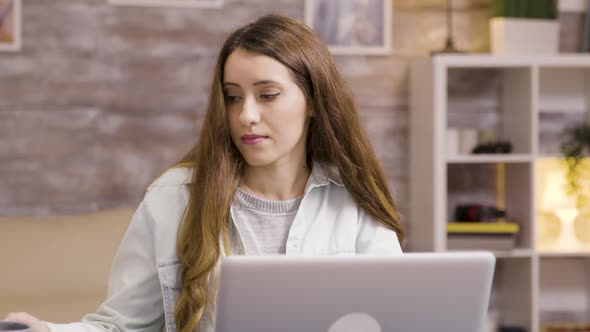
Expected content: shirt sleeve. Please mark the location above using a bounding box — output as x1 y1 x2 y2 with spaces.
356 208 403 255
46 199 164 332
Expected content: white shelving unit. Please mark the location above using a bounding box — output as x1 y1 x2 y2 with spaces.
409 54 590 332
447 154 534 164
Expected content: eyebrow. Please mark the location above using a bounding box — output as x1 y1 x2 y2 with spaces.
223 80 282 87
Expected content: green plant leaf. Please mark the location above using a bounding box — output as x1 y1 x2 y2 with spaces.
561 124 590 209
491 0 557 19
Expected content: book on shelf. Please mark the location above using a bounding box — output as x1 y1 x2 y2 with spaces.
447 221 520 251
447 222 520 234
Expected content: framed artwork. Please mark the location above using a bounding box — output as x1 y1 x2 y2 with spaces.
108 0 223 8
304 0 392 55
0 0 21 52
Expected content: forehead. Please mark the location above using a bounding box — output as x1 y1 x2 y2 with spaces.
223 48 294 85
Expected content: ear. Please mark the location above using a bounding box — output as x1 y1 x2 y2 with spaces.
307 106 315 117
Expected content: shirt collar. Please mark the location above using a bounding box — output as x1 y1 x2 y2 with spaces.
304 161 344 194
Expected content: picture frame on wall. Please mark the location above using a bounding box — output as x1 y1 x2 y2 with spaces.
0 0 21 52
304 0 392 55
108 0 223 8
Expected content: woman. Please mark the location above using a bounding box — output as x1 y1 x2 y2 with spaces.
6 13 404 332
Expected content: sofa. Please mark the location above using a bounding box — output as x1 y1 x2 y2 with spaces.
0 208 134 323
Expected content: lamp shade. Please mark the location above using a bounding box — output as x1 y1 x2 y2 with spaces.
542 171 576 211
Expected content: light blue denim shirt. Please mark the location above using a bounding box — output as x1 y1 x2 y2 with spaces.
46 162 402 332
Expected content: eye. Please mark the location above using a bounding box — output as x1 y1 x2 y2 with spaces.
260 93 280 101
224 95 242 104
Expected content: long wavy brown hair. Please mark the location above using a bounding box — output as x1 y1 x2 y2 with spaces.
172 13 405 332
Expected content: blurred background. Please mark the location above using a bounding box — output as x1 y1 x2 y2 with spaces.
1 1 590 331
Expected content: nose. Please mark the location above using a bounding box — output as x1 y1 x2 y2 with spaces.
238 97 260 127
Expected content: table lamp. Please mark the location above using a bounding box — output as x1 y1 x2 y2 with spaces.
538 171 587 251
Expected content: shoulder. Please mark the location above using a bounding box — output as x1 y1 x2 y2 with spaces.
133 168 192 262
142 167 192 224
147 167 192 190
140 168 191 255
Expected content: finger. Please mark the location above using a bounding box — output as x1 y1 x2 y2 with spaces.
4 312 36 325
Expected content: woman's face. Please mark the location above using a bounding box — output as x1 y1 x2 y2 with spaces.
223 48 311 168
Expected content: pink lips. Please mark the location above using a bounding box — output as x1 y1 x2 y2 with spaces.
240 134 268 145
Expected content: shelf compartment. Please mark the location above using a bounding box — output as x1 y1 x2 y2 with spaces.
539 257 590 326
488 257 535 331
538 112 588 156
447 67 534 155
447 163 534 250
538 67 590 155
535 158 590 253
539 68 589 117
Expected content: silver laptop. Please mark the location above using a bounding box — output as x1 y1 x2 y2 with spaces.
215 252 495 332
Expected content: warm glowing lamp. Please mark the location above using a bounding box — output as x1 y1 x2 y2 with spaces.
539 171 586 251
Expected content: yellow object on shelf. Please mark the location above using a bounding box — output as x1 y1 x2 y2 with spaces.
447 222 520 234
542 323 590 332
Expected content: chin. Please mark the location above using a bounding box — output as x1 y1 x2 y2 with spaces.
240 152 279 167
242 157 275 167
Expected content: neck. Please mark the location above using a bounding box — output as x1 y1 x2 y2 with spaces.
240 160 311 201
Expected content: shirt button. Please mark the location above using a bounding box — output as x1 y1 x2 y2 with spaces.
292 242 299 248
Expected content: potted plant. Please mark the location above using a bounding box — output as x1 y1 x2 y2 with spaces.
490 0 559 54
561 124 590 209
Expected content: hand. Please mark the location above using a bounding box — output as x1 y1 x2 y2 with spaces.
4 313 50 332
